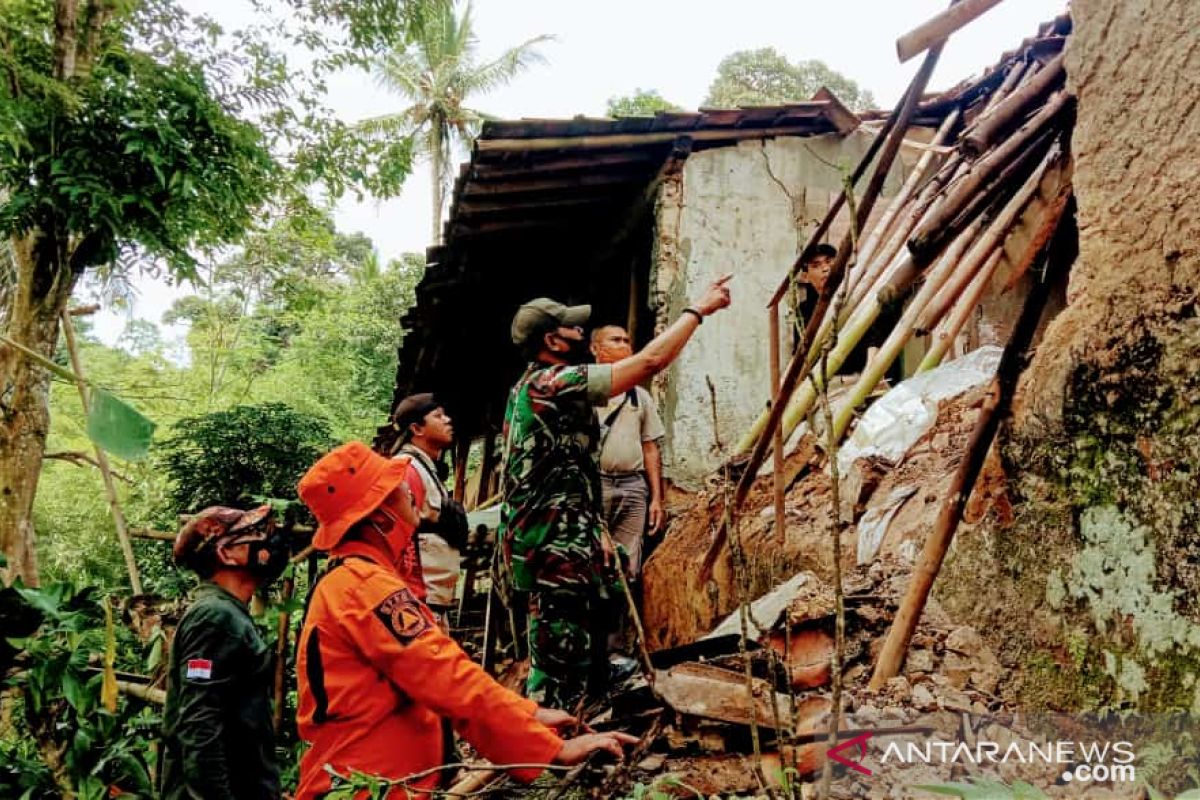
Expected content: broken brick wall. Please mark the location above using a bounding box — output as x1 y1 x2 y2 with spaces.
942 0 1200 718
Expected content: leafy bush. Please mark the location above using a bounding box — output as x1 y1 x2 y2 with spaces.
157 403 335 518
1 580 160 799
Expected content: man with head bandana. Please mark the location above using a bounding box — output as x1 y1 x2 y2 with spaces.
501 275 733 711
160 504 290 800
294 442 635 799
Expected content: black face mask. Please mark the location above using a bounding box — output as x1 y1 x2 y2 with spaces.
553 333 590 365
246 531 290 585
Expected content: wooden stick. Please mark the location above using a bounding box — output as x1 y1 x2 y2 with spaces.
43 450 132 483
445 768 500 795
116 680 165 705
868 221 1060 689
129 528 176 542
769 302 787 543
60 312 143 596
963 53 1065 157
896 0 1006 63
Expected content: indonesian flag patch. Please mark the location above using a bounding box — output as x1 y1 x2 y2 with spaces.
186 658 213 680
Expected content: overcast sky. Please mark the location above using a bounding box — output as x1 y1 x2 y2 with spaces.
89 0 1067 345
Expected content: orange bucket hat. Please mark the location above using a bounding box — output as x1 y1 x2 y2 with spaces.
298 441 423 551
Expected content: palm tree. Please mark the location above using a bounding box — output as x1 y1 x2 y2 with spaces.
361 1 551 244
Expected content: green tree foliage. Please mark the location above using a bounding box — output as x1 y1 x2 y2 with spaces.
158 403 334 515
606 88 681 117
704 47 876 111
0 0 423 583
360 0 551 242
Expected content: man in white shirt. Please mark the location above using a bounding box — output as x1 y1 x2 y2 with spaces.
390 393 469 624
589 326 666 582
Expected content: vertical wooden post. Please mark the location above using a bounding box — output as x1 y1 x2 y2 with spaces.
452 435 470 502
59 312 143 595
473 430 497 510
768 303 787 543
272 570 295 732
626 257 641 343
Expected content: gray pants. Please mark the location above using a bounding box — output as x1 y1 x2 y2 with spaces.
601 472 648 580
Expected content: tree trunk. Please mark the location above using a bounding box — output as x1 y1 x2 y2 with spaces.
0 234 78 586
430 126 443 245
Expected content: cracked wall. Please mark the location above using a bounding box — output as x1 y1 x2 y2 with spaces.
653 131 908 485
940 0 1200 720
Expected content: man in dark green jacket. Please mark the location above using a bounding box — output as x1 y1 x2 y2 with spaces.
159 505 290 800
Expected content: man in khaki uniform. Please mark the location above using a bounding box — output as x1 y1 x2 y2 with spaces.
590 325 666 582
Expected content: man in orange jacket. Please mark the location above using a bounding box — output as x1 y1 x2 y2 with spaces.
295 442 635 799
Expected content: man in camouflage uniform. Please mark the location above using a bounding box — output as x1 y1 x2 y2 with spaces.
501 276 732 711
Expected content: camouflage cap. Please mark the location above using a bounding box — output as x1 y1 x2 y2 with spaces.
510 298 591 346
173 505 274 567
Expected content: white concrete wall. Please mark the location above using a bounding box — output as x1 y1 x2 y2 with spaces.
654 131 910 487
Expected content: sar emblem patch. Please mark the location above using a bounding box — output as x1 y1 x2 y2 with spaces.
374 587 431 645
186 658 213 680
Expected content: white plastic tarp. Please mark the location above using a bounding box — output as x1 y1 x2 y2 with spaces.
836 346 1002 477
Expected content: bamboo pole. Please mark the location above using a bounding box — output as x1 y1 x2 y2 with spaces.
843 59 1032 315
784 218 983 448
909 90 1069 260
920 247 1005 370
829 144 1058 442
868 225 1060 689
896 0 1006 63
60 313 143 596
914 128 1056 335
963 53 1064 157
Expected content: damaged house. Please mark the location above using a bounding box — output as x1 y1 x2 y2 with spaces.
379 4 1200 796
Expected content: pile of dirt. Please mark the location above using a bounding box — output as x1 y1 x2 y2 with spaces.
643 383 994 651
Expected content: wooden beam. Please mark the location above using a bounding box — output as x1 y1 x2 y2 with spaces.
896 0 1006 63
460 171 648 197
476 121 836 154
471 151 660 180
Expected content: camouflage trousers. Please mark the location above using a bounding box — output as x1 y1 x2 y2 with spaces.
525 587 609 712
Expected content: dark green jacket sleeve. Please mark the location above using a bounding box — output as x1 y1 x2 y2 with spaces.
170 604 246 798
